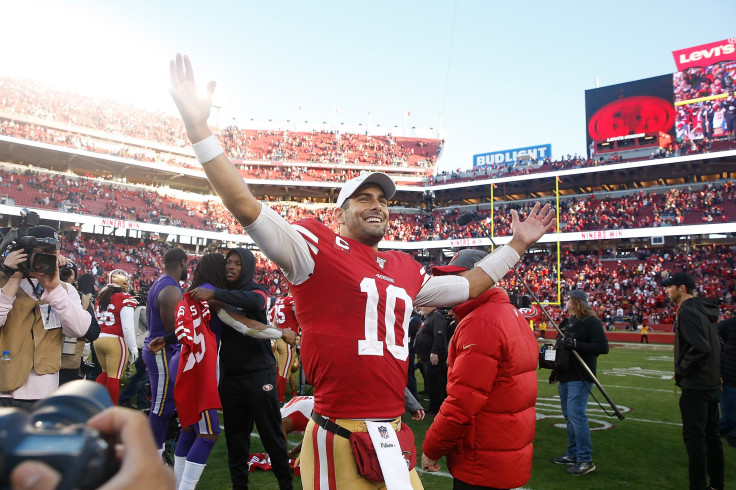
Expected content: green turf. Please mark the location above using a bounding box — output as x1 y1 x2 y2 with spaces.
192 343 735 489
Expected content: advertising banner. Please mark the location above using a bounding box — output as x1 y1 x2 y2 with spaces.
473 144 552 168
672 38 736 71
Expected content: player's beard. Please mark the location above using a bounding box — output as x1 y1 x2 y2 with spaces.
344 210 387 247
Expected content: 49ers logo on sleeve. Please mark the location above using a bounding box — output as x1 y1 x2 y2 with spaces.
262 384 274 391
376 257 386 269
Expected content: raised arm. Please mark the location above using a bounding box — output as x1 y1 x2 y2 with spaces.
169 54 261 226
416 203 556 307
463 202 555 298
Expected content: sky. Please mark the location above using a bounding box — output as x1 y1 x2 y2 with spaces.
3 0 735 173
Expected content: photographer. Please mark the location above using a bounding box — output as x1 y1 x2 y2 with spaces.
59 264 100 385
0 225 91 408
551 289 609 476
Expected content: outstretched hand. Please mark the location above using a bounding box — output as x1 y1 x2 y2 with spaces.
509 203 555 253
169 54 216 141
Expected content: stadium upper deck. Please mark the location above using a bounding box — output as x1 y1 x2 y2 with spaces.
0 75 735 252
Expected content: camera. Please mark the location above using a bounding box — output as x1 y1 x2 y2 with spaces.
0 209 59 276
508 293 532 309
59 261 77 283
0 380 119 490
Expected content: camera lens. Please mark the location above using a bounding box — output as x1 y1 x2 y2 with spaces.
30 253 57 274
30 380 113 427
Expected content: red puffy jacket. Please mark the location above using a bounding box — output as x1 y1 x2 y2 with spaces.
422 288 539 488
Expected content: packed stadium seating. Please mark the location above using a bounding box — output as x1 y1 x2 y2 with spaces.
1 76 734 330
3 163 733 241
0 77 442 183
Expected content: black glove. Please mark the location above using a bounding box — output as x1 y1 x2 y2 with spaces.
562 337 576 350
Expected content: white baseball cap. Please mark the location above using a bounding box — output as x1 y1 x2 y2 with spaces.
335 172 396 208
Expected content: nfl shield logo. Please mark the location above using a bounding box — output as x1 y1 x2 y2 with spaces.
378 425 389 439
376 257 387 269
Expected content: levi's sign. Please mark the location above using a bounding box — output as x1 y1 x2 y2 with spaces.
672 38 736 71
474 144 552 168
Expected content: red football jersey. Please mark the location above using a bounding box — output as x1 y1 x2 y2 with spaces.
174 293 221 427
95 292 137 337
290 220 428 419
268 296 299 334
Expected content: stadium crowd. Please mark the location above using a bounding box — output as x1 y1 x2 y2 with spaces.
5 75 736 190
2 164 733 242
0 77 442 179
47 224 735 331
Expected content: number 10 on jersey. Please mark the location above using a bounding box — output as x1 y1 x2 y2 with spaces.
358 278 412 360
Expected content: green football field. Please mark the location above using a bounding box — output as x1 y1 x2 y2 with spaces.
193 343 735 489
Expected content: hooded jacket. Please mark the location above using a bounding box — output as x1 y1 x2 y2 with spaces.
214 248 274 377
674 296 721 390
422 288 538 489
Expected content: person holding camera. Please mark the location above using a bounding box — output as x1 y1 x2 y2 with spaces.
8 398 175 490
92 270 138 405
59 263 101 385
0 225 92 408
551 289 609 476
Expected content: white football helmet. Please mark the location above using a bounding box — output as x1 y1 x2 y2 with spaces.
107 269 130 292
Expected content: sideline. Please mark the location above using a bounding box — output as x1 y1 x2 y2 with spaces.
537 380 673 393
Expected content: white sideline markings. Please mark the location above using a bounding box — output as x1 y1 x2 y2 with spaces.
606 384 673 393
537 379 673 393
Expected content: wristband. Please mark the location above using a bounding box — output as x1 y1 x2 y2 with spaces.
192 134 224 164
476 245 520 283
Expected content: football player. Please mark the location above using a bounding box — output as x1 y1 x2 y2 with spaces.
92 269 137 404
268 293 301 404
142 247 188 458
169 54 554 489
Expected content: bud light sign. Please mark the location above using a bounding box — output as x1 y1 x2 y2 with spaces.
473 144 552 168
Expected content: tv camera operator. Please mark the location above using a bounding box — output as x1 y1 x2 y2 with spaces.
0 215 91 408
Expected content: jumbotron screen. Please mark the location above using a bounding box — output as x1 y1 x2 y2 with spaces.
672 38 736 141
584 74 676 156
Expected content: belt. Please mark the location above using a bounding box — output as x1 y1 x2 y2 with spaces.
311 412 352 439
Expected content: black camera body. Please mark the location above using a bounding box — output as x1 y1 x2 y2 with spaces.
508 293 532 309
0 210 59 276
59 261 77 283
0 381 119 490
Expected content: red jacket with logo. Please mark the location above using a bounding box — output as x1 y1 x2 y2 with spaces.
422 288 538 488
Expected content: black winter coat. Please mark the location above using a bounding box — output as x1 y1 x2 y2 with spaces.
674 297 721 390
